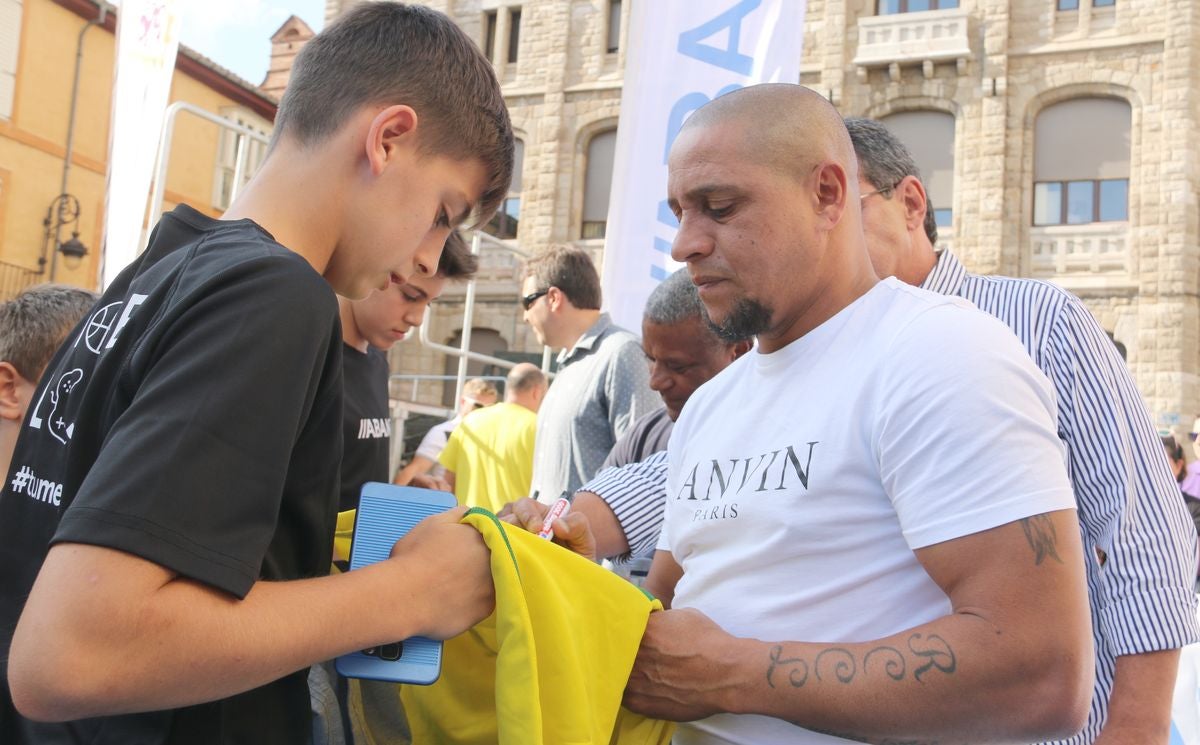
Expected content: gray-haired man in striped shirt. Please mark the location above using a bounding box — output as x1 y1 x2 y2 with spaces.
848 116 1199 745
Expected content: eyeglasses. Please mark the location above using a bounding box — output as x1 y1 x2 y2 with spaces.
521 288 550 311
860 181 902 202
1189 432 1199 442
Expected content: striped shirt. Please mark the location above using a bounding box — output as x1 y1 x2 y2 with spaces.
584 249 1200 743
580 449 670 562
923 250 1200 744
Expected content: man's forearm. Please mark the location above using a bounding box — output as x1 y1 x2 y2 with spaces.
10 546 431 720
10 513 493 722
645 611 1092 744
1092 650 1181 745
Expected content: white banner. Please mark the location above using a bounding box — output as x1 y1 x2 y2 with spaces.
101 0 182 289
601 0 806 331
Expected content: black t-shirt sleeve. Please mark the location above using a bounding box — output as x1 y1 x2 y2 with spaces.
53 256 340 598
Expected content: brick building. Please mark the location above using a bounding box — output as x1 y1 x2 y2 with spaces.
323 0 1200 428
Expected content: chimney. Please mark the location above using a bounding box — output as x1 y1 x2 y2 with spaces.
261 15 316 99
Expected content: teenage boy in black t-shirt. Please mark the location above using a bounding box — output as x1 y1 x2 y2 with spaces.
0 4 513 744
338 231 477 512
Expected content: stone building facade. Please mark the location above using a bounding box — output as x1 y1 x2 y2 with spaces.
324 0 1200 429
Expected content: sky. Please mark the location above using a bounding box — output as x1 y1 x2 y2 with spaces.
177 0 326 86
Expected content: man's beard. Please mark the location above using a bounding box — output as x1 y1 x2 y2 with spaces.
703 297 770 342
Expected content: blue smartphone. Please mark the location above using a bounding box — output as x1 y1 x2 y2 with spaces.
334 482 457 685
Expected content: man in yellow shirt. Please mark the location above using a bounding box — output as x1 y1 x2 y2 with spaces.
439 363 547 511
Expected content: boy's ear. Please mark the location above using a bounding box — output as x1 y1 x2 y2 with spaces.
365 105 420 176
0 362 30 422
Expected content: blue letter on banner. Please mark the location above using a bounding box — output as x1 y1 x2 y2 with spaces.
677 0 763 75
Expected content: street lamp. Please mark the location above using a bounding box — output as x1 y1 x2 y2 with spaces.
43 194 89 278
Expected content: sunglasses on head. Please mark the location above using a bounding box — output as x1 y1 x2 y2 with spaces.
521 288 550 311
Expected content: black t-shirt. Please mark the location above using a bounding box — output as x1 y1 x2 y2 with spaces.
601 406 674 470
0 204 343 745
339 344 390 511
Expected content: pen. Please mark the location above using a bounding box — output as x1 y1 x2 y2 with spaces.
537 493 571 540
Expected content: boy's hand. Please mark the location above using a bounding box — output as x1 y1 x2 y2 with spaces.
502 498 598 561
388 507 494 639
409 473 452 492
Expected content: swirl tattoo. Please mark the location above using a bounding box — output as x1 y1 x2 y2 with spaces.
908 633 957 683
815 647 857 684
1020 515 1063 565
863 646 907 681
766 645 809 689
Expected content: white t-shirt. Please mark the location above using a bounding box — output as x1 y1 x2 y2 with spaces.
660 279 1076 745
414 417 459 479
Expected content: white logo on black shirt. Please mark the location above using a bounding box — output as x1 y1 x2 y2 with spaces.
74 293 148 355
357 418 391 439
28 368 84 443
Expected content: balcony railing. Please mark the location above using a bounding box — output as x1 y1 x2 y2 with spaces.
0 261 45 301
1030 223 1130 286
854 9 972 73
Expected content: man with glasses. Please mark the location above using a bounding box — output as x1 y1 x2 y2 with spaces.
847 116 1199 745
520 245 660 500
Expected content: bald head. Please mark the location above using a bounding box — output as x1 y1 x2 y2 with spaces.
506 362 548 412
679 84 858 184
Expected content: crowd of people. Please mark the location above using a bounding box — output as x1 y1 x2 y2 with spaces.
0 3 1197 745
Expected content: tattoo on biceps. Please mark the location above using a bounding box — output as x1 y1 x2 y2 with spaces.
766 634 957 691
1019 515 1063 565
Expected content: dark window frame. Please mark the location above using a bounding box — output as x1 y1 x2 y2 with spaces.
483 10 498 61
507 8 522 64
1058 0 1114 9
1032 178 1129 226
877 0 959 14
606 0 622 54
485 197 521 240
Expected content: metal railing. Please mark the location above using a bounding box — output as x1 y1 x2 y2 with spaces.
0 261 45 301
418 230 554 406
146 102 271 231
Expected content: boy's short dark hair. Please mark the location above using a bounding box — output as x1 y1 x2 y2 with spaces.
437 231 479 280
0 284 98 380
521 245 602 310
274 2 514 224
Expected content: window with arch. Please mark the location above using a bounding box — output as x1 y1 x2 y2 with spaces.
880 110 956 230
441 328 508 406
581 129 617 240
485 138 522 239
1033 97 1130 226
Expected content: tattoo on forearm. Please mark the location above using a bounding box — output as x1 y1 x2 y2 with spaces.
816 647 857 683
765 634 957 690
1020 515 1063 565
767 644 809 689
908 633 957 682
863 646 906 680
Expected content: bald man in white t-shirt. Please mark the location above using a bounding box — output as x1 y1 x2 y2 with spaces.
515 84 1094 745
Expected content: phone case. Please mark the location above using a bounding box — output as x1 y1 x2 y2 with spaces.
334 482 458 685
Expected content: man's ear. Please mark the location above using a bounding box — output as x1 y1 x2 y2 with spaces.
546 286 568 313
813 161 849 229
364 105 420 176
0 362 29 422
896 175 930 232
730 339 753 360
